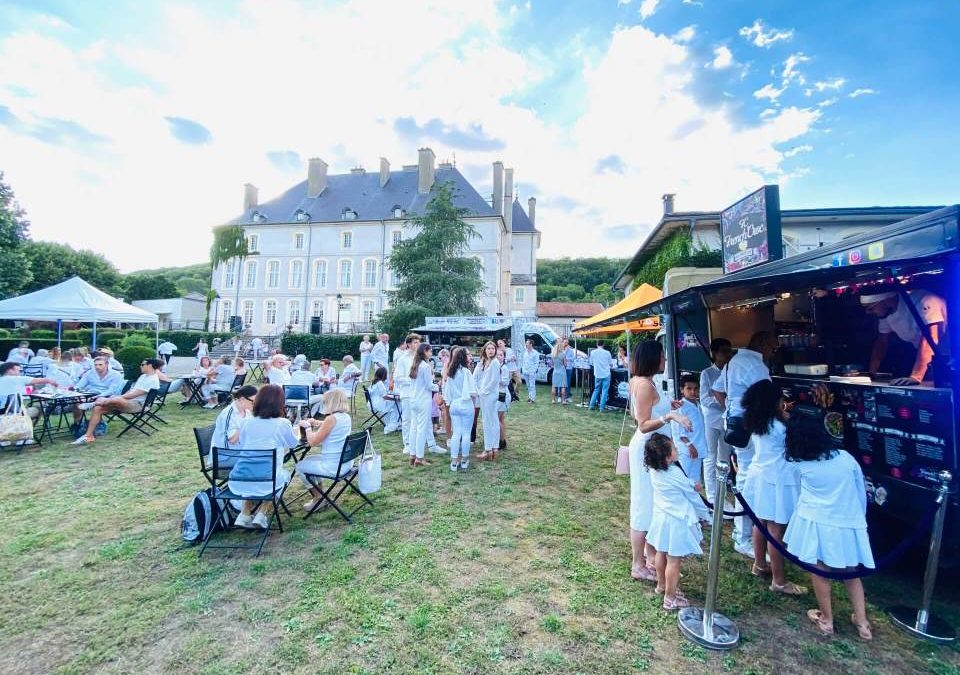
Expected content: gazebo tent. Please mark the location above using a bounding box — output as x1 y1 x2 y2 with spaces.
573 283 663 335
0 276 160 348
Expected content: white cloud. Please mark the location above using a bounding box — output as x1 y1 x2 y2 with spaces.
706 45 734 69
783 144 812 157
849 87 876 98
781 52 809 85
805 77 846 95
817 97 838 108
673 25 697 43
754 83 786 101
639 0 661 19
682 0 704 5
739 19 793 48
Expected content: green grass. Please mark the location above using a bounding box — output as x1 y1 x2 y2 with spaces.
0 377 958 674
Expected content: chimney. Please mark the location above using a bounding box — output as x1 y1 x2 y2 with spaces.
503 168 514 231
492 161 504 215
243 183 258 212
379 157 390 187
662 193 676 215
417 147 435 194
527 196 536 228
307 157 328 198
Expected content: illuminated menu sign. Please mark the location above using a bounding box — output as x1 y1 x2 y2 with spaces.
720 185 783 274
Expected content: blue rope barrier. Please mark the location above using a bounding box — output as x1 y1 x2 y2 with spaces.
699 493 745 517
733 490 942 581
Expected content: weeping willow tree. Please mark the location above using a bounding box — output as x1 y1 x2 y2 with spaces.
207 225 253 330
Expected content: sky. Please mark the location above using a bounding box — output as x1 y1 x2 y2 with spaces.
0 0 957 272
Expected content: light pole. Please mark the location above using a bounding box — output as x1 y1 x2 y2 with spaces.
336 293 343 334
213 292 221 332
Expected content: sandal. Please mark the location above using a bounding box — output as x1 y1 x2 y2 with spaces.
770 581 808 596
631 566 657 582
807 609 834 635
663 594 690 611
477 451 491 460
851 614 873 641
751 564 772 577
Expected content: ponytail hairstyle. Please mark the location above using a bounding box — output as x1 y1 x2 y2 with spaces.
409 342 433 380
448 346 468 380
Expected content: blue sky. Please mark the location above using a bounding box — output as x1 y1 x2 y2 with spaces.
0 0 957 270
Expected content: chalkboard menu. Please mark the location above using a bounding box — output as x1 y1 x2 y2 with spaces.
720 185 783 274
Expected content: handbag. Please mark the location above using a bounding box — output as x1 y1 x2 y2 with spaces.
720 367 751 448
0 395 35 443
357 433 382 494
615 398 631 475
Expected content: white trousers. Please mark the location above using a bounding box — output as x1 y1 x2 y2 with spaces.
479 392 500 451
703 424 729 506
400 396 412 452
449 405 473 460
360 353 371 380
732 436 756 545
523 372 537 401
375 403 399 431
409 396 432 459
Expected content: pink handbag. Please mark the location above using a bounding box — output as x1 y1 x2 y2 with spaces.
615 406 631 475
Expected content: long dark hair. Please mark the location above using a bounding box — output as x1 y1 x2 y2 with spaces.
741 379 785 436
409 342 433 379
785 418 835 462
252 384 286 419
447 346 468 380
632 340 663 378
372 365 388 385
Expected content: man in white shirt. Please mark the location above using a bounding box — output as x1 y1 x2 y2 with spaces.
266 355 292 386
338 355 362 398
699 338 733 506
520 339 540 403
202 357 237 408
250 336 264 360
73 356 124 425
157 340 178 365
370 333 389 371
393 334 419 454
862 290 947 385
6 341 34 364
587 342 613 412
73 358 162 445
711 331 776 557
0 362 57 419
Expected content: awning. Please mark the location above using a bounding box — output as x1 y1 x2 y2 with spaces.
573 283 662 333
576 317 660 336
0 276 159 323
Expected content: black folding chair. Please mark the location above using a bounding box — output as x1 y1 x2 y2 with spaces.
348 379 360 415
179 376 206 407
216 373 247 407
297 430 375 523
283 385 310 421
360 385 387 430
200 447 288 557
143 380 171 426
115 389 160 438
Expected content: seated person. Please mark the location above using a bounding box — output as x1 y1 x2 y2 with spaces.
234 357 248 376
338 355 362 397
266 355 292 386
314 358 338 393
73 356 124 425
291 354 308 371
369 365 399 434
96 347 124 373
182 356 213 401
209 385 257 466
72 358 162 445
66 349 91 382
28 348 55 376
296 389 355 513
201 356 237 408
6 341 34 364
0 362 57 419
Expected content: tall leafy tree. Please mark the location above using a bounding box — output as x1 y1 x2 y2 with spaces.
124 273 180 301
22 241 124 295
0 172 32 298
209 224 251 326
377 181 483 338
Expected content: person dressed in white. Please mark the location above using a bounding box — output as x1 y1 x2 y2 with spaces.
627 341 691 583
711 331 777 558
157 340 177 365
587 342 613 412
297 389 355 513
408 342 439 466
73 356 124 425
314 359 338 392
741 379 807 596
474 341 502 461
644 434 711 611
370 333 390 373
393 335 418 454
495 348 511 451
861 289 947 385
699 338 732 507
210 385 256 468
73 358 162 445
497 338 520 401
359 335 373 381
670 374 706 486
231 336 243 360
250 336 264 361
266 355 292 386
520 339 540 403
0 362 56 419
192 338 209 363
368 366 399 433
28 349 55 376
230 384 297 531
782 423 875 640
338 355 362 398
6 342 34 364
442 347 477 471
202 357 237 408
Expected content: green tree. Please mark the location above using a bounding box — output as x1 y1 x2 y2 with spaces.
209 224 251 327
0 172 32 298
377 182 483 337
124 273 180 301
22 241 124 295
536 257 628 296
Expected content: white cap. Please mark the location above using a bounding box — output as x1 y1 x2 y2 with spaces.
859 291 896 305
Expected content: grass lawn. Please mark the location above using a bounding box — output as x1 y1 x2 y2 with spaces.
1 376 958 674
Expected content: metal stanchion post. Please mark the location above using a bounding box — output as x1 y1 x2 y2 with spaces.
678 460 740 650
889 470 956 644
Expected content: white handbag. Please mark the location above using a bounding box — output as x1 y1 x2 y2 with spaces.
0 395 35 444
357 432 382 494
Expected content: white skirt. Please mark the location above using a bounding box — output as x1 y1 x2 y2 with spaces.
628 429 653 531
783 515 875 569
647 512 703 557
742 474 799 525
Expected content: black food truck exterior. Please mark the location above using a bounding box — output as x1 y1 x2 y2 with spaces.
612 205 960 558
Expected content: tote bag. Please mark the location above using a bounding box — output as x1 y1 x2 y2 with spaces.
0 395 35 443
357 433 382 494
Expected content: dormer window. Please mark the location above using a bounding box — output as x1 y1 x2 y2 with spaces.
392 205 405 218
251 211 267 223
342 208 357 221
295 209 310 222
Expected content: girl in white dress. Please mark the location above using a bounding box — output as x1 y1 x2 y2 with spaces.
644 434 710 610
474 341 502 460
495 348 510 450
627 341 691 582
409 343 439 467
368 366 399 433
783 422 874 640
442 347 477 472
297 389 355 513
741 380 807 596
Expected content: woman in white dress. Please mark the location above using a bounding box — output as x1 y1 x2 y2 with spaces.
474 341 502 460
359 335 373 381
645 434 711 610
627 341 691 582
230 384 298 531
495 348 510 451
442 347 477 472
297 389 355 513
741 379 807 596
183 356 213 401
368 366 399 434
408 342 439 467
783 422 874 640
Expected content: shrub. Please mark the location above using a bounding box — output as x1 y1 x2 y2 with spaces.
116 346 156 380
95 331 124 345
30 329 56 339
0 329 9 338
281 333 365 361
122 334 154 350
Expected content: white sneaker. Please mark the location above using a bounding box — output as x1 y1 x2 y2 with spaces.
234 512 254 529
450 461 458 472
733 541 755 559
383 424 398 434
459 459 469 470
203 402 217 409
429 444 446 454
71 436 92 445
252 512 270 530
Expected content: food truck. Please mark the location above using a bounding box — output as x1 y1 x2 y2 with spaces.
612 200 960 558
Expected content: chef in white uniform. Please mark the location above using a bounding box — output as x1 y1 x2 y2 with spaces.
861 290 947 385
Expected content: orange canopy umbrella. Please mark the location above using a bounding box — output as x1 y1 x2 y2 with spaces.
573 283 663 334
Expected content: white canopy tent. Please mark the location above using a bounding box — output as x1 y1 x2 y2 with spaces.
0 276 160 348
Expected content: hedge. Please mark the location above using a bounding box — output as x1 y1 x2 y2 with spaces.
29 329 56 339
281 334 365 361
116 346 157 380
0 339 81 356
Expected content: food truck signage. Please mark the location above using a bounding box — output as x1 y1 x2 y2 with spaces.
720 185 783 274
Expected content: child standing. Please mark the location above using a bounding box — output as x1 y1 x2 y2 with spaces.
644 434 711 610
670 373 706 487
783 422 874 640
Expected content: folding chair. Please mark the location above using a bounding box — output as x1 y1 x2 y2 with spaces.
216 373 247 407
360 385 387 430
283 385 310 422
21 364 44 378
200 447 288 558
349 379 360 415
115 389 160 438
179 376 206 408
143 380 171 426
297 430 375 523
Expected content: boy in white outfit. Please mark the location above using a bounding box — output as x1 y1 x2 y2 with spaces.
520 339 540 402
671 374 706 488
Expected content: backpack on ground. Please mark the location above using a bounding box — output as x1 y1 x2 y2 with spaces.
181 488 230 545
